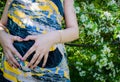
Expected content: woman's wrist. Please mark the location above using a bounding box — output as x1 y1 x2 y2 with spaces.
0 23 7 32
0 24 8 42
0 27 6 44
46 30 63 45
52 30 63 44
58 30 63 43
0 27 6 34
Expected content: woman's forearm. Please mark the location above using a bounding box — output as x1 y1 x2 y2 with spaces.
59 27 79 43
0 25 7 44
56 0 79 43
46 27 79 44
0 23 8 36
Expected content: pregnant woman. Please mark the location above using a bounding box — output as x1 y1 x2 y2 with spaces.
0 0 79 82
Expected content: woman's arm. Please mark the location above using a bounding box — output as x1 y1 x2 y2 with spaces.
0 0 23 68
45 0 79 43
0 0 12 28
23 0 79 68
46 0 79 43
41 0 79 43
58 0 79 42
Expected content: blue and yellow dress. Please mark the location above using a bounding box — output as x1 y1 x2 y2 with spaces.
1 0 70 82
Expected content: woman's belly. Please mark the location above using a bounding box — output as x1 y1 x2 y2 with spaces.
6 18 63 68
7 0 62 37
5 0 63 68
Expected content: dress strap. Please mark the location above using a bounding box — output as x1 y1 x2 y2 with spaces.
51 0 64 16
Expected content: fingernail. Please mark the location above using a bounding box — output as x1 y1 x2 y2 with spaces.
42 65 44 68
31 66 34 69
33 67 35 69
20 57 23 60
21 58 24 61
20 38 23 40
42 65 45 68
14 66 17 68
18 64 20 67
27 64 30 67
22 58 26 61
23 39 27 41
19 38 22 41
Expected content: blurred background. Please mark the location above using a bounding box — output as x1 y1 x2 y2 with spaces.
0 0 120 82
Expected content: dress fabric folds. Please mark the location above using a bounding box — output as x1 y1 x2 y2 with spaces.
0 0 70 82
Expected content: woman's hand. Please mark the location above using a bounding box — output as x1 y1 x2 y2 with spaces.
0 31 23 68
22 33 55 69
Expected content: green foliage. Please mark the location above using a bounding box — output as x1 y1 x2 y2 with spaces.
0 0 5 17
66 0 120 82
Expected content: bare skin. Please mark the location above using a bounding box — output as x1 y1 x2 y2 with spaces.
0 0 79 68
0 0 23 68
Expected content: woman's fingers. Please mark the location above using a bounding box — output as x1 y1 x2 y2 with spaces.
8 52 20 67
5 50 20 68
29 52 49 68
7 60 13 67
8 60 17 68
22 35 37 60
21 34 50 68
42 53 48 68
10 45 22 59
22 46 36 60
12 36 23 42
23 35 37 41
32 53 44 69
28 52 40 67
4 52 13 67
